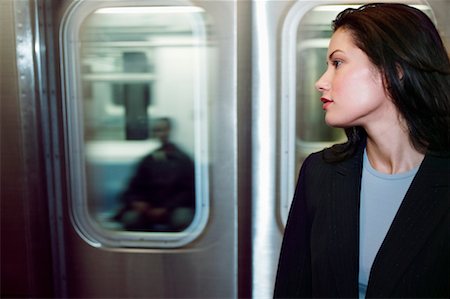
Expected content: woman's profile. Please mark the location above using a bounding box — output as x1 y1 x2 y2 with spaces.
274 3 449 298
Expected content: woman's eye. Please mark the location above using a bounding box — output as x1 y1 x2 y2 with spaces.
332 60 342 68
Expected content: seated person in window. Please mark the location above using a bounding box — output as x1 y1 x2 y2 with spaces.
113 117 195 232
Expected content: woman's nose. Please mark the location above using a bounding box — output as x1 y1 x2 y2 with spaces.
315 71 330 93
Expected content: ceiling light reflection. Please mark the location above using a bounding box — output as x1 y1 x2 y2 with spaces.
95 6 204 14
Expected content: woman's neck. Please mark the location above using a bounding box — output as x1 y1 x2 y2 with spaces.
364 123 424 174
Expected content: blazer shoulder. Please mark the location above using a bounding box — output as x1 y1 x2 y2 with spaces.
426 152 450 169
303 148 331 167
302 147 354 171
299 150 328 180
298 148 344 192
420 152 450 186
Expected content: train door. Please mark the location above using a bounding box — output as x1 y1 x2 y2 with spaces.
31 0 250 298
251 0 450 298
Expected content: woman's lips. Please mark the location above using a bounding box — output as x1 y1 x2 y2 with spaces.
321 97 333 110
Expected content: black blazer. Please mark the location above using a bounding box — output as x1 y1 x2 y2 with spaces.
274 145 449 298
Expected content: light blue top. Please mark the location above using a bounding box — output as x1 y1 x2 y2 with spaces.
358 149 419 298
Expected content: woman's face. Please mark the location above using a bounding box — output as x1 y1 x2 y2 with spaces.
315 28 393 129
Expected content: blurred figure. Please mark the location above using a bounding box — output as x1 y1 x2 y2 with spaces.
113 117 195 232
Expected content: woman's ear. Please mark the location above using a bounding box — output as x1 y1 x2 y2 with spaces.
396 63 404 80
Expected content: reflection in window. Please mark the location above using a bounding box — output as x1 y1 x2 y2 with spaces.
77 6 209 238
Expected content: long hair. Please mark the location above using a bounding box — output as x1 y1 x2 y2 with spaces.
324 3 450 162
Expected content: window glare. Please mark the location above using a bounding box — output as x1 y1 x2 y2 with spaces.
95 6 205 14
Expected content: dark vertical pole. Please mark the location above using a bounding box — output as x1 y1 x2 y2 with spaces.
123 52 150 140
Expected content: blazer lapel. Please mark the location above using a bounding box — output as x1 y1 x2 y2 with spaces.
366 153 449 297
328 148 364 298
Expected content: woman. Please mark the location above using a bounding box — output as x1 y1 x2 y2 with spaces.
274 3 449 298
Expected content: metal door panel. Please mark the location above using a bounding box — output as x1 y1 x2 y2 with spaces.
53 0 240 298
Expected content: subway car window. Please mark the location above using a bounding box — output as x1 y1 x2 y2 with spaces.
280 2 433 225
61 3 211 248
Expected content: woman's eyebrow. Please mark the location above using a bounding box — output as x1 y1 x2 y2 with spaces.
328 49 344 60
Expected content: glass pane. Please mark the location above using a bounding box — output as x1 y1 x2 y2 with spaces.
79 6 207 233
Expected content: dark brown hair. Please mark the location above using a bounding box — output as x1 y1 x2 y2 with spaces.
324 3 450 162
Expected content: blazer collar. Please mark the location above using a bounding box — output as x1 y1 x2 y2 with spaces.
328 144 365 298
